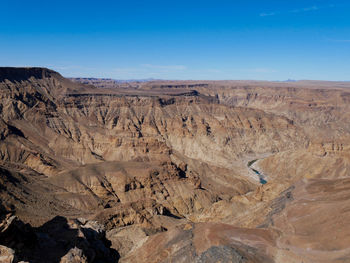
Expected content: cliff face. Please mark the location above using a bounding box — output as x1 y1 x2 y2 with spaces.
0 67 60 82
1 68 350 262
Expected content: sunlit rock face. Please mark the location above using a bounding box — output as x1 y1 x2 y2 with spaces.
1 68 350 262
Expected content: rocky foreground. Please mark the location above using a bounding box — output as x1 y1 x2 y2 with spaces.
1 67 350 262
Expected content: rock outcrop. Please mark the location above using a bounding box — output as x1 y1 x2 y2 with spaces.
0 213 118 263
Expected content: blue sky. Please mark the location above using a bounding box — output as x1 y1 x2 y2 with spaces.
0 0 349 80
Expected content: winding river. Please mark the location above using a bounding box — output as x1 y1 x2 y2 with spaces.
248 159 267 184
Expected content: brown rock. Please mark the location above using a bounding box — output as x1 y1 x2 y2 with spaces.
60 247 88 263
0 245 15 263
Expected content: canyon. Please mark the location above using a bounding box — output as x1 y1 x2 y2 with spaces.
1 67 350 262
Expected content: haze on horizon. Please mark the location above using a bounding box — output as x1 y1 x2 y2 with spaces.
1 0 349 81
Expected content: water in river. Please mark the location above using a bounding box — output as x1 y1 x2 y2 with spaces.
252 168 267 184
248 159 267 184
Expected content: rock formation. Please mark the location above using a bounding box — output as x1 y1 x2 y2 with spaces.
1 67 350 262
